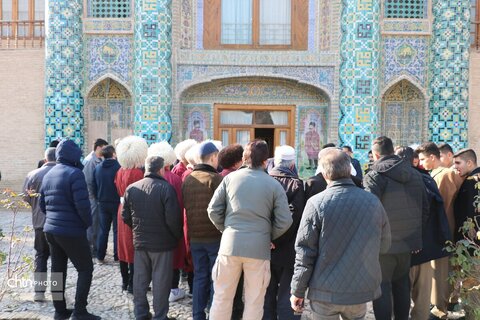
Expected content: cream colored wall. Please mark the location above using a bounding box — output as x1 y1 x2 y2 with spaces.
0 49 45 191
469 50 480 154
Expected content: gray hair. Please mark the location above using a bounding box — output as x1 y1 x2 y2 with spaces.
319 148 351 180
145 156 164 175
45 147 56 162
274 158 295 168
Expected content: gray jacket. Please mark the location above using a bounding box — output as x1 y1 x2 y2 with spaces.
291 179 391 305
23 162 56 229
208 167 293 260
82 151 101 197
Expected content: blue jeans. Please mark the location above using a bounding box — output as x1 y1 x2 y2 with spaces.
96 202 118 260
190 241 220 320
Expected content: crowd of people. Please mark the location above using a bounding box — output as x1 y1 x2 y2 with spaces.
21 134 479 320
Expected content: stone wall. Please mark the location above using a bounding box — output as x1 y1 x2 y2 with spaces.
0 50 45 191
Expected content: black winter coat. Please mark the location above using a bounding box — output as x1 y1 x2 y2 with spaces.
269 167 305 268
122 173 183 252
364 155 429 254
454 167 480 241
411 172 451 266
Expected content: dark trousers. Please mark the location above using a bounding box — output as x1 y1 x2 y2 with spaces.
87 197 99 255
373 253 411 320
263 264 300 320
96 202 118 260
172 269 180 289
45 232 93 314
120 261 134 290
33 228 50 293
190 241 220 320
134 249 173 320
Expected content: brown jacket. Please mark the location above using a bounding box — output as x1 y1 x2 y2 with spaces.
431 166 464 235
182 164 223 242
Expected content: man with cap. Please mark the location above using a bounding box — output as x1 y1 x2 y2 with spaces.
453 148 480 242
182 141 223 320
264 145 305 320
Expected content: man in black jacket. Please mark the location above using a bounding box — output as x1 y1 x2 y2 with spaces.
123 155 183 320
364 136 428 320
453 148 480 242
264 145 305 320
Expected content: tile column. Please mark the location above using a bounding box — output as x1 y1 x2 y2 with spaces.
44 0 84 147
134 0 173 144
338 0 380 163
428 0 470 149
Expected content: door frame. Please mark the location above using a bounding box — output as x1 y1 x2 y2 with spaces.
214 104 296 146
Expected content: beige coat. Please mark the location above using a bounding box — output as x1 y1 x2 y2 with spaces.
207 167 292 260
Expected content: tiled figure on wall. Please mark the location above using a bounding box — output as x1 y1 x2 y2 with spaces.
297 107 328 178
187 111 207 142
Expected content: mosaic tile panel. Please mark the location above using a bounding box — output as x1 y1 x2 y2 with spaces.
381 80 425 146
339 0 381 163
196 0 204 49
428 0 470 150
86 36 133 84
308 0 316 51
44 0 84 147
319 0 331 50
134 0 173 144
382 36 429 87
177 65 335 98
180 0 193 49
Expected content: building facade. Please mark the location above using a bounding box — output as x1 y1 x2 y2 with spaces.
1 0 479 189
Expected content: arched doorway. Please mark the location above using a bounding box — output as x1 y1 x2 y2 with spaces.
381 80 425 146
85 78 133 145
179 77 329 177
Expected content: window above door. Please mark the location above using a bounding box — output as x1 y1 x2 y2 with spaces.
203 0 308 50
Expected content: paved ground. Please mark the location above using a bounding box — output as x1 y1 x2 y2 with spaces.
0 210 464 319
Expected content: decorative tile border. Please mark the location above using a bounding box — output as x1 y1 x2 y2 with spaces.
177 64 335 98
83 19 134 34
381 19 430 34
176 50 337 66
